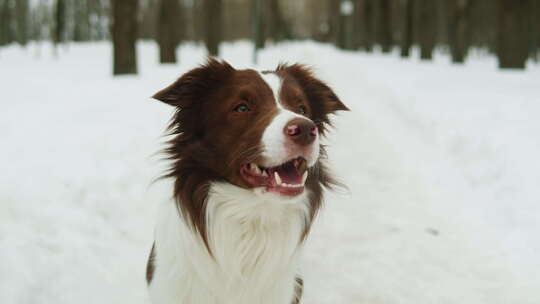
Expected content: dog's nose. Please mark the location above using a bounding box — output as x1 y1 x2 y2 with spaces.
284 118 317 146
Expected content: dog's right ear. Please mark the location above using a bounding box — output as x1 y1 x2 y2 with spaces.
153 58 234 108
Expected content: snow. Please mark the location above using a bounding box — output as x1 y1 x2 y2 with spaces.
1 41 539 303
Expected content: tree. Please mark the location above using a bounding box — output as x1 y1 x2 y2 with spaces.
376 0 392 53
88 0 107 40
357 0 374 52
252 0 265 50
447 0 470 63
340 0 356 50
15 0 29 46
112 0 139 75
203 0 223 56
417 0 437 60
267 0 290 43
497 0 531 69
73 0 90 42
54 0 66 45
0 0 14 46
400 0 414 57
529 0 540 61
328 0 340 47
157 0 182 63
140 0 158 40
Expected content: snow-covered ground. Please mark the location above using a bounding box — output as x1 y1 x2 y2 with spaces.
1 41 539 304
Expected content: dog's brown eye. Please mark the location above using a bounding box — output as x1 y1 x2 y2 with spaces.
234 104 250 113
298 105 307 115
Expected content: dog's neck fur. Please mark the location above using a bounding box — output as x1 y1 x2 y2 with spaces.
149 181 310 304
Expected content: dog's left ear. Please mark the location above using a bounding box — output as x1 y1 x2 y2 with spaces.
278 64 349 115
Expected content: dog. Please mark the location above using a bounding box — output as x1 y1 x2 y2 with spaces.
147 59 348 304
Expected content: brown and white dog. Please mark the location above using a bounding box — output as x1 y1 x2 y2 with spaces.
147 59 348 304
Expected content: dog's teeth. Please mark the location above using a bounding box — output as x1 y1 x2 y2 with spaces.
280 183 303 188
249 163 261 175
301 171 308 185
261 170 268 177
297 159 307 173
274 172 282 185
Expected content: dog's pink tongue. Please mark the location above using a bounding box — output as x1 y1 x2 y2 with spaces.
269 162 302 184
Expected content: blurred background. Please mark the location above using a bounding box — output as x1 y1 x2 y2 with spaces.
1 0 539 71
1 1 540 304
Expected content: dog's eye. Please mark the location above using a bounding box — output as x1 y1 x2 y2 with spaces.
298 105 307 115
234 104 250 113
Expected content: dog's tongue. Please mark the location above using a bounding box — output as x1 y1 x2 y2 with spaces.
269 161 302 184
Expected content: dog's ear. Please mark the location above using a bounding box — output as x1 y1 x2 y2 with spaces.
278 64 349 115
153 58 235 108
278 64 348 134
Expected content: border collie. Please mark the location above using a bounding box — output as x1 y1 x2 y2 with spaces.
147 59 348 304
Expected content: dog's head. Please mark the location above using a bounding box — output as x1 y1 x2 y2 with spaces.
154 59 348 239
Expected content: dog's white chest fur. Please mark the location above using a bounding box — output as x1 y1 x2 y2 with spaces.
148 182 310 304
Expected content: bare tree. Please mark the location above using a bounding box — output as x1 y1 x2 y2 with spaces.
417 0 437 60
54 0 66 45
376 0 392 53
203 0 223 56
157 0 182 63
0 0 13 46
358 0 374 52
327 0 340 47
447 0 470 63
15 0 29 46
140 0 157 40
267 0 290 42
87 0 104 40
530 1 539 61
112 0 139 75
73 0 91 42
400 0 414 57
252 0 265 50
497 0 530 69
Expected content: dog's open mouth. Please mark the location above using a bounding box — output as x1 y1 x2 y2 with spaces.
240 157 308 196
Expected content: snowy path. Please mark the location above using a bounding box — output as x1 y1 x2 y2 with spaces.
1 42 539 303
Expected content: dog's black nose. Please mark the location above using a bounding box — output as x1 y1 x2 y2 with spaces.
284 118 317 146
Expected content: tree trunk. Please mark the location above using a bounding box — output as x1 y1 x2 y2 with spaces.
400 0 414 57
203 0 223 56
336 0 345 49
140 0 157 40
252 0 265 50
54 0 66 45
15 0 29 46
73 0 90 42
417 0 437 60
112 0 139 75
328 0 341 48
157 0 182 63
352 0 362 49
92 0 107 40
497 0 530 69
529 0 540 61
357 0 374 52
376 0 392 53
0 0 10 46
335 0 354 49
447 0 470 63
341 0 356 50
267 0 290 42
